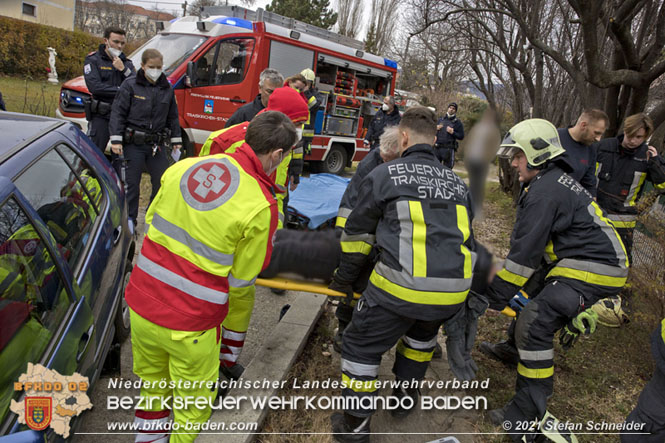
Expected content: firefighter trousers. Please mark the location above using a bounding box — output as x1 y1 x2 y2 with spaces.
130 309 219 443
340 296 445 417
503 278 619 441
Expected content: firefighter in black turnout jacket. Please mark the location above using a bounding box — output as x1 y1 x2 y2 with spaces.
83 27 135 153
485 119 629 441
109 49 181 230
329 107 478 442
595 113 665 262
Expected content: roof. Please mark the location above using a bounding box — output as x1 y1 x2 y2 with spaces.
79 1 175 21
0 113 64 163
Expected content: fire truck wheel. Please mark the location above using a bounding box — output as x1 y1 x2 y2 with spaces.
321 145 347 175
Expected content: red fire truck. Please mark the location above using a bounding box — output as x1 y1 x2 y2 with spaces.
56 6 398 174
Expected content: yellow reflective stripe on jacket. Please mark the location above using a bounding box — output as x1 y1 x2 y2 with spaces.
655 181 665 191
409 201 427 277
335 217 347 228
342 373 378 393
396 339 434 362
336 207 352 229
588 202 629 268
661 318 665 345
369 269 468 305
544 240 557 263
625 172 646 207
547 261 627 288
517 363 554 379
606 213 637 229
341 232 374 255
497 268 529 287
456 204 472 279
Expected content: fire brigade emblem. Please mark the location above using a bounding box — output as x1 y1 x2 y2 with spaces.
181 158 240 210
25 397 52 431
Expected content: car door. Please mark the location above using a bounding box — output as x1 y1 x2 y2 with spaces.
0 179 94 441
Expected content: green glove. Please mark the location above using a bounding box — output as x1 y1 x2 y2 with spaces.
559 309 598 351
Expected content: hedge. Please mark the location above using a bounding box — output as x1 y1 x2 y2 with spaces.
0 15 142 81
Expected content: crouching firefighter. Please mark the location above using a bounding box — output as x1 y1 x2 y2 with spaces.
482 119 629 442
328 107 478 442
124 111 296 443
109 48 181 231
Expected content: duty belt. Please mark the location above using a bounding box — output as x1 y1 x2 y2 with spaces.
123 128 167 145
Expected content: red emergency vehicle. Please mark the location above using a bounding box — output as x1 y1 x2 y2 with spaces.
56 6 398 174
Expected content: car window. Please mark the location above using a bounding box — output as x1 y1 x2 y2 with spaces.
14 145 105 270
211 38 255 86
0 197 71 423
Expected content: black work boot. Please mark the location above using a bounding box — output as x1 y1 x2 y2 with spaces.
390 382 420 418
331 412 370 443
220 363 245 381
479 340 519 367
487 405 508 426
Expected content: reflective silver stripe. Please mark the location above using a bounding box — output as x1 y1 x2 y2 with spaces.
342 359 379 377
396 200 413 273
374 261 472 292
518 348 554 361
402 335 438 350
137 253 229 305
624 172 645 207
136 434 168 443
556 258 628 277
171 137 182 144
278 211 284 224
220 353 239 362
222 329 246 341
228 273 256 288
152 213 234 266
337 207 352 218
504 259 535 279
221 344 242 353
110 135 123 143
341 232 376 243
606 213 637 222
586 205 628 269
595 163 602 179
293 146 304 154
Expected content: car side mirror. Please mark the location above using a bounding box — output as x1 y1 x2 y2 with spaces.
186 61 196 88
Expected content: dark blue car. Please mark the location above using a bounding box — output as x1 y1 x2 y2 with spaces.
0 113 134 441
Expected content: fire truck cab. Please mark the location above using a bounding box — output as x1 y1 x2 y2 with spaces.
57 6 398 175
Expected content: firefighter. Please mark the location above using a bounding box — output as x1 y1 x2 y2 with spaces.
300 68 322 155
621 318 665 442
83 27 135 154
124 111 297 443
596 112 665 263
483 119 629 441
329 107 476 441
199 86 308 378
364 95 401 151
109 49 182 231
331 126 401 353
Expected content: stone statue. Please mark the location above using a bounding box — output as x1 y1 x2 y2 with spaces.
47 47 58 84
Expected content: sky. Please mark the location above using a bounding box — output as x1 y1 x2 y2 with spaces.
126 0 272 17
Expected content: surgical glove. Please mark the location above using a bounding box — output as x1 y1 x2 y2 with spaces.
508 290 529 313
559 309 598 351
464 291 489 373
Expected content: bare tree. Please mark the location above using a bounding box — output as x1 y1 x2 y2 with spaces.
364 0 402 54
336 0 363 38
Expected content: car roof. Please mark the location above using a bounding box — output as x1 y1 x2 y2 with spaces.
0 112 66 164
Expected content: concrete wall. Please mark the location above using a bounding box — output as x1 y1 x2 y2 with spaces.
0 0 75 30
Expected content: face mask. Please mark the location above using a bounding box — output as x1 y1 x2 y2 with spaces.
145 68 162 82
382 103 390 112
295 128 303 143
267 151 283 176
108 47 122 58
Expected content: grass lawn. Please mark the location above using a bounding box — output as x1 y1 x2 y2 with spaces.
0 75 61 117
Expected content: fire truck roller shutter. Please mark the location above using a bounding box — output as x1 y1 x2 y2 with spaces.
317 54 392 79
269 40 315 78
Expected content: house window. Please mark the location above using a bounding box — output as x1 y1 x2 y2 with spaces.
22 3 36 16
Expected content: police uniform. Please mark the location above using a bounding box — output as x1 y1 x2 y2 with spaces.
109 69 181 227
333 143 475 418
83 44 135 152
486 164 629 440
365 107 401 150
622 318 665 442
435 114 464 168
125 143 279 443
596 135 665 260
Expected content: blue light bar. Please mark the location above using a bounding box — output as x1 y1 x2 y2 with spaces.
384 58 398 69
211 17 253 30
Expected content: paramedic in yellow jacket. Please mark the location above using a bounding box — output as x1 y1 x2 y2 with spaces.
200 86 308 228
124 111 297 443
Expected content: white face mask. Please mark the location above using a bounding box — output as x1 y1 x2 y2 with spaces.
382 103 390 112
266 151 283 176
108 47 122 58
295 127 303 143
145 68 162 82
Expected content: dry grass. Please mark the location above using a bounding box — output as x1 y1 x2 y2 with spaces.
0 75 60 117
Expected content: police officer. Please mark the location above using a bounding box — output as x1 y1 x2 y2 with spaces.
622 317 665 442
331 126 401 353
484 119 629 441
329 107 476 440
596 113 665 262
224 68 283 128
435 102 464 168
125 111 296 443
109 49 181 231
83 27 135 153
364 95 401 150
